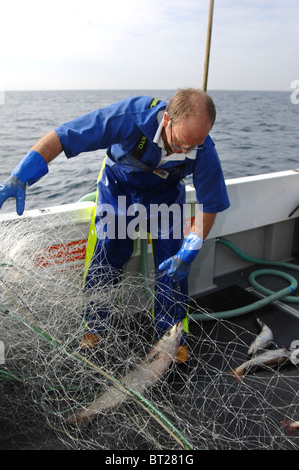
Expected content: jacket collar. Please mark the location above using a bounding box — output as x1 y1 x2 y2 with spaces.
132 101 167 141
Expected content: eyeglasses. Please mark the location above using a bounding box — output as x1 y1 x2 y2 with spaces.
170 121 206 152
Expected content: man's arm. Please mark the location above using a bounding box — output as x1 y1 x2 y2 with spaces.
0 131 63 215
31 131 63 164
191 209 216 240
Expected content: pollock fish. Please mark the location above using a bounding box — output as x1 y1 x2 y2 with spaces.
247 317 274 356
230 347 291 381
281 419 299 436
67 322 183 428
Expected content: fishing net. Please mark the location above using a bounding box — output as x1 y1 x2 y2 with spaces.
0 212 299 450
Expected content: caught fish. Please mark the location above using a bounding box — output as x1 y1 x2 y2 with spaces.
248 317 274 356
281 419 299 436
230 347 291 381
67 322 183 428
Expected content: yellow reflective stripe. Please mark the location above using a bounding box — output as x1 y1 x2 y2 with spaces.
147 235 156 324
182 308 189 336
83 156 107 286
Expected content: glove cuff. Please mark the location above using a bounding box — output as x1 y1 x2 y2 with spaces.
11 150 49 186
177 232 203 264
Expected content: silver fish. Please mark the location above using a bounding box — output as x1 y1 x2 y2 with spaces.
67 322 183 428
230 347 291 381
281 419 299 436
248 317 274 356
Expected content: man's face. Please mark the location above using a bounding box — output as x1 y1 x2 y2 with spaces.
162 112 211 154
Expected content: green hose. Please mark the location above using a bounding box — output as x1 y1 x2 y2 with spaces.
218 237 299 303
78 192 97 203
190 237 299 321
248 269 299 303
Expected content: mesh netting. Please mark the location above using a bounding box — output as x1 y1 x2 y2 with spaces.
0 214 299 450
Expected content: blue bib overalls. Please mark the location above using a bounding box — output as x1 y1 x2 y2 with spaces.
55 95 230 341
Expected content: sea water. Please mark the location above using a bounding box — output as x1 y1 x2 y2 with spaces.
0 89 298 213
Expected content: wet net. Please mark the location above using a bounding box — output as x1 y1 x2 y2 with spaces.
0 214 299 450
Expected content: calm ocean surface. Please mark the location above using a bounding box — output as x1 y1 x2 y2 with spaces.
0 89 298 213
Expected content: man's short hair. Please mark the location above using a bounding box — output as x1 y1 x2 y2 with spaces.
166 88 216 126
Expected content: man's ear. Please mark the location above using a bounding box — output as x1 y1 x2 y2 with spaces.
162 111 170 128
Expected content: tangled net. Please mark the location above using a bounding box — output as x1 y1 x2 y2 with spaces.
0 213 299 450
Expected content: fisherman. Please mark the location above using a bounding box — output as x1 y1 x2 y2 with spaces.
0 88 230 362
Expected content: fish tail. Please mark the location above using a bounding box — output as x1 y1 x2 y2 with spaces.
66 410 92 429
229 368 243 381
281 420 297 436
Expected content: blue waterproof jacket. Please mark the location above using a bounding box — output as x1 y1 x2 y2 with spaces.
55 96 230 213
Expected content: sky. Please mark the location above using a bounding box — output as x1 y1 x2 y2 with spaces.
1 0 298 92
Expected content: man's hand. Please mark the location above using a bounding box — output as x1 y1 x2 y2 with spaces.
0 176 26 216
158 232 203 282
0 151 48 216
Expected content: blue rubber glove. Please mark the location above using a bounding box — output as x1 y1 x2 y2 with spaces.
0 150 48 216
158 232 204 282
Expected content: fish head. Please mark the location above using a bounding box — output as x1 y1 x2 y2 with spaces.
157 322 183 354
